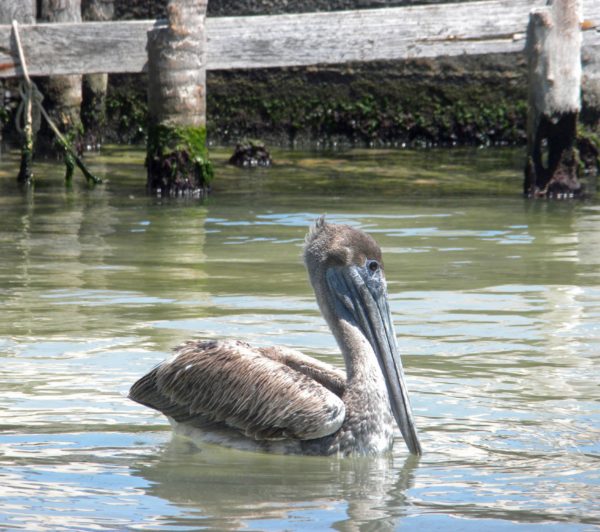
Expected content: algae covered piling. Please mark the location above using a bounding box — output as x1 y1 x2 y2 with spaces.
145 0 212 197
524 0 585 198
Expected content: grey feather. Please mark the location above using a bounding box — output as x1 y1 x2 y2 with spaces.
129 339 346 441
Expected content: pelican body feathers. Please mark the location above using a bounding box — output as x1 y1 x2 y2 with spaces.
130 218 421 456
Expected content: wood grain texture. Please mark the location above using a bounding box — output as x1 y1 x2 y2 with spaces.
147 0 207 127
527 0 582 115
0 0 598 77
524 0 583 198
0 0 35 25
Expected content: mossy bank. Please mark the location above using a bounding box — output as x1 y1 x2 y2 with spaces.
100 54 532 149
207 56 531 148
102 54 599 149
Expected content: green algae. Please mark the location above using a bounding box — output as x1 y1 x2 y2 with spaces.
206 61 530 147
146 124 213 195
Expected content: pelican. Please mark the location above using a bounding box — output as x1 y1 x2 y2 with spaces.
129 217 421 456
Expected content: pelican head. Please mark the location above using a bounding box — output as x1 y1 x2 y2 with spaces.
304 217 421 455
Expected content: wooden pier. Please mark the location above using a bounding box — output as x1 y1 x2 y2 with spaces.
1 0 599 195
0 0 598 78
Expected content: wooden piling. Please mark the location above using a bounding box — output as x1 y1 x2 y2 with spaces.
524 0 583 198
81 0 114 149
146 0 212 197
0 1 35 24
37 0 83 155
2 1 35 182
12 21 35 184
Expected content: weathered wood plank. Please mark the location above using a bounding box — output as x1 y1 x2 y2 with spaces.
0 0 35 25
0 20 161 77
0 0 599 77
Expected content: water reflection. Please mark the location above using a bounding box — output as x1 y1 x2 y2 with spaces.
1 191 209 342
133 435 419 531
0 147 599 530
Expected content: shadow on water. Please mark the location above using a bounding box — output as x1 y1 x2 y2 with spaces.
132 435 420 531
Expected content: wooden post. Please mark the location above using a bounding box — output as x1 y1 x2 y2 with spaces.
146 0 212 197
524 0 583 198
0 0 35 23
11 22 36 184
1 1 35 181
81 0 114 149
38 0 83 158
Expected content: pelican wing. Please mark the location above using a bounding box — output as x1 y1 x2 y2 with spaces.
129 340 346 441
257 345 346 397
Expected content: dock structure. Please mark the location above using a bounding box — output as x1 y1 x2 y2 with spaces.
0 0 599 193
0 0 598 78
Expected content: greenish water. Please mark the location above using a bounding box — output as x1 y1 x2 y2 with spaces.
1 147 599 531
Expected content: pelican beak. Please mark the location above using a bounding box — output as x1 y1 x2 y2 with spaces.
326 263 422 455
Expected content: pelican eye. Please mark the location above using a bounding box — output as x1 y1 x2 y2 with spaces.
367 260 380 273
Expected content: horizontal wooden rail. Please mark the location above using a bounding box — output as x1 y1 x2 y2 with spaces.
0 0 598 78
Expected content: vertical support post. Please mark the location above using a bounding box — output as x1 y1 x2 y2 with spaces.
1 0 35 177
582 34 600 128
12 21 35 183
81 0 114 149
146 0 212 197
38 0 83 157
18 79 35 184
0 0 35 22
524 0 583 198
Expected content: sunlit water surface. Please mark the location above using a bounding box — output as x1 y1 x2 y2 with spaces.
1 147 599 531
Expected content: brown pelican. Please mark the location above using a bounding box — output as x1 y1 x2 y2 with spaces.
129 217 421 456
